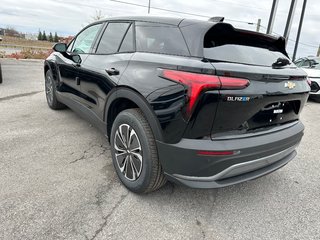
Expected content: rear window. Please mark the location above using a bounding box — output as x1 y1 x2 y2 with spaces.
203 24 291 67
309 58 320 69
204 45 289 67
135 24 189 56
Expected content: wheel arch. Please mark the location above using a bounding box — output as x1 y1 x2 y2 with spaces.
44 60 59 83
105 87 163 142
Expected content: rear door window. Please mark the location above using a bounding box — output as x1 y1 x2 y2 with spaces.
119 24 134 53
135 23 189 56
96 22 131 54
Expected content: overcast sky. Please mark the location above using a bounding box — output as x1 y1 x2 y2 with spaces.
1 0 319 58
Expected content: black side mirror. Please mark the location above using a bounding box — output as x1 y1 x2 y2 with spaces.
71 54 82 65
53 43 67 53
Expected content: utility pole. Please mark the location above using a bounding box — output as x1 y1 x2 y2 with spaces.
292 0 307 61
284 0 297 45
256 19 261 32
317 44 320 57
267 0 279 34
148 0 151 14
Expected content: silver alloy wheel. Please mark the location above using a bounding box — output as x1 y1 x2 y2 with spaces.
114 124 143 181
45 74 53 105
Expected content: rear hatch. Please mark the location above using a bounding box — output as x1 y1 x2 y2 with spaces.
203 23 310 139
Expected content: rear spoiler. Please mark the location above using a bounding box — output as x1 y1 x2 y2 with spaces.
203 23 289 58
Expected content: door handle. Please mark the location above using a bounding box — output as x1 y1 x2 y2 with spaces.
105 68 120 76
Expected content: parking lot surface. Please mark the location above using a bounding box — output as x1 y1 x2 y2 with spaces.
1 59 320 240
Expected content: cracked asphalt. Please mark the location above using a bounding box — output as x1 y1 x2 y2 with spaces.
1 59 320 240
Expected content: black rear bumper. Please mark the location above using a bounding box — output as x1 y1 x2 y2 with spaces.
156 121 304 188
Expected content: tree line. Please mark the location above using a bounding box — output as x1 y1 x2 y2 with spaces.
38 30 59 42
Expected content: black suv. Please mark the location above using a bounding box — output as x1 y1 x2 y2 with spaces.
44 16 309 193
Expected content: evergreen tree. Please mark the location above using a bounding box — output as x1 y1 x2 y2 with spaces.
38 30 42 41
54 32 59 42
49 32 53 42
42 30 47 41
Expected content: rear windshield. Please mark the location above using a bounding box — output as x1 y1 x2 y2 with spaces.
135 24 189 56
203 24 291 67
309 58 320 69
204 44 290 67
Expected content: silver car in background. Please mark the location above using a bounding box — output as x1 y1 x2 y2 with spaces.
295 57 320 102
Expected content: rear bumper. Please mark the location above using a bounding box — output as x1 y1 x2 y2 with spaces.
157 121 304 188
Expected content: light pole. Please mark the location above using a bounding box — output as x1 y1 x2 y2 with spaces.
148 0 151 14
267 0 279 34
283 0 298 45
292 0 307 61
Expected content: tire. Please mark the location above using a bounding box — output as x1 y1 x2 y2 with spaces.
0 63 3 84
309 95 320 103
110 108 167 193
45 70 66 110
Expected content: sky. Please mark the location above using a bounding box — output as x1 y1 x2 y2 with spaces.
0 0 319 58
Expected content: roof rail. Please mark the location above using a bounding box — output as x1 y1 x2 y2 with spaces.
208 17 224 22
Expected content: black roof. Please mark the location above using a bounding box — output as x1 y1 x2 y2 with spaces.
98 16 202 26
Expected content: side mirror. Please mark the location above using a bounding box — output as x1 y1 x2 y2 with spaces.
53 43 67 53
71 54 82 65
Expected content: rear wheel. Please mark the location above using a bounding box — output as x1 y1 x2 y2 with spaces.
45 70 66 110
110 108 166 193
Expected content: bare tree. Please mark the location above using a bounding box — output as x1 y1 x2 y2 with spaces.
92 10 104 21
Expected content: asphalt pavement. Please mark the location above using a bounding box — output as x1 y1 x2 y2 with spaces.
0 58 320 240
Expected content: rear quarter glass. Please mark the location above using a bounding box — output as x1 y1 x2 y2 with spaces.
135 22 190 56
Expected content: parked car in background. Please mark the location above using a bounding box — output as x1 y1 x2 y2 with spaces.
44 16 310 193
295 57 320 102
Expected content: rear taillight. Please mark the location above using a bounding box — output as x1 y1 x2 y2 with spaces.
197 150 235 156
160 69 250 113
307 78 312 86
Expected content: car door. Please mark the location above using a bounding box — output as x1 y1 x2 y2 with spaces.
57 23 103 102
77 21 135 120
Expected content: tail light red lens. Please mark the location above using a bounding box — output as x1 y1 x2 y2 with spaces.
160 69 250 113
197 150 235 156
307 78 311 86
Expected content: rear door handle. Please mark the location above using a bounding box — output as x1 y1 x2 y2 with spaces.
105 68 120 76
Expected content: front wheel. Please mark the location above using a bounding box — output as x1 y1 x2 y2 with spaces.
110 108 166 193
45 70 66 110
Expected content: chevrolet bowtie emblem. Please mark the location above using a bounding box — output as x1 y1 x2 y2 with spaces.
285 81 296 89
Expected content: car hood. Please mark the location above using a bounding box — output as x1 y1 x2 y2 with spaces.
301 68 320 78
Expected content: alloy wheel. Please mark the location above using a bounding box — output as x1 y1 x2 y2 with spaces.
114 124 143 181
45 74 53 105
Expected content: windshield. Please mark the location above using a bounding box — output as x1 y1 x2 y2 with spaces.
204 44 292 67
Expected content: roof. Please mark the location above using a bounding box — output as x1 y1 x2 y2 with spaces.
97 16 201 26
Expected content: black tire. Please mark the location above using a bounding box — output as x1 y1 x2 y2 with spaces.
309 95 320 103
110 108 167 193
0 63 3 84
45 70 66 110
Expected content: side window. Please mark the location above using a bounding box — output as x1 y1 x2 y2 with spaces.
135 23 189 56
72 24 102 54
96 22 130 54
119 25 134 53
